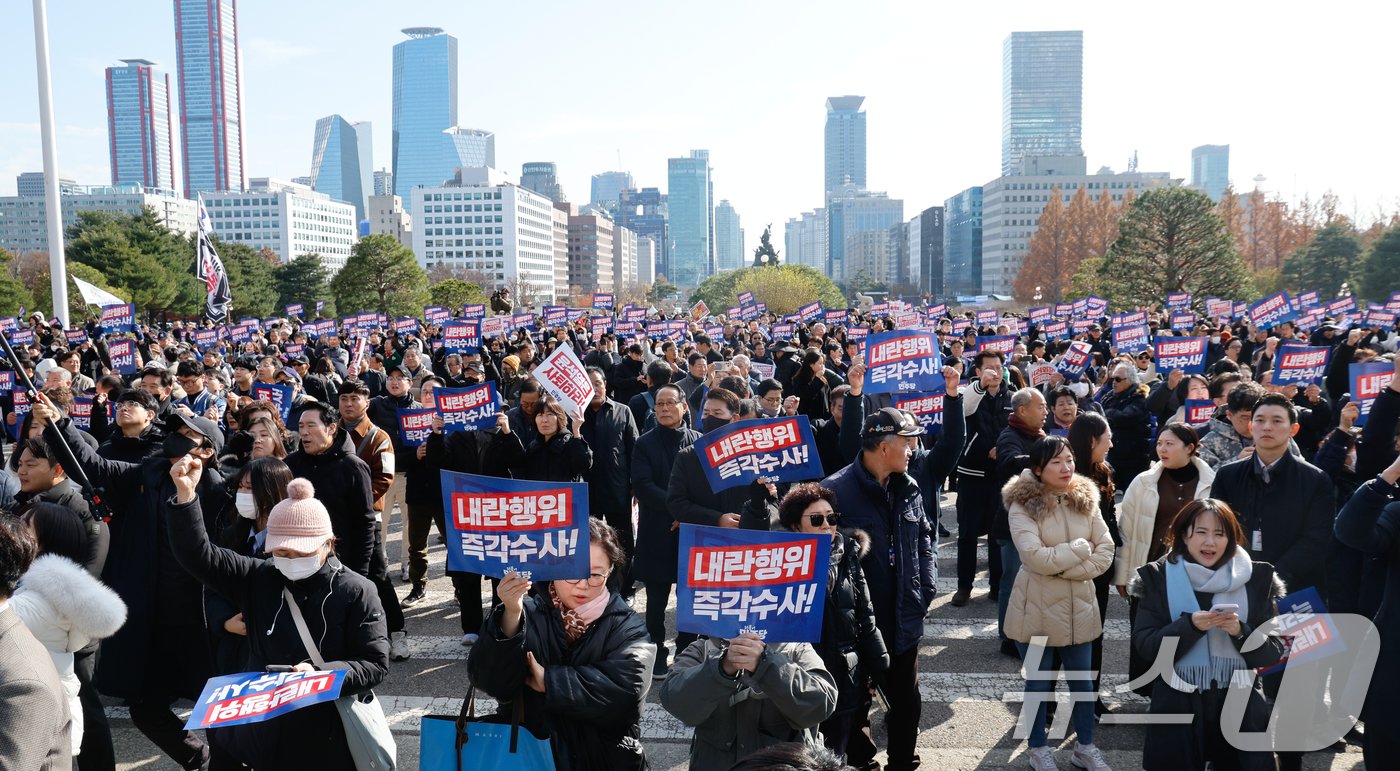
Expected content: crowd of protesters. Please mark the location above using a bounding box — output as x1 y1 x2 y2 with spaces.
0 291 1395 770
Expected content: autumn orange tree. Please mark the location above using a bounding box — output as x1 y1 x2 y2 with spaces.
1015 185 1129 304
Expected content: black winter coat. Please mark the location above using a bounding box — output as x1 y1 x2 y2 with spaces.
502 431 593 483
666 443 780 531
957 382 1012 478
367 392 419 469
1130 558 1286 771
1210 452 1334 592
467 592 655 771
630 424 699 584
284 429 378 576
1334 477 1400 733
165 495 388 769
583 399 638 514
1103 384 1153 479
813 529 890 715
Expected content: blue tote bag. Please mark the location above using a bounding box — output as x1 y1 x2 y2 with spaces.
420 686 556 771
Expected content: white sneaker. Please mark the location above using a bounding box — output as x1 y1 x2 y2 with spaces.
399 565 410 583
1071 742 1112 770
389 631 411 661
1026 745 1057 771
460 633 479 646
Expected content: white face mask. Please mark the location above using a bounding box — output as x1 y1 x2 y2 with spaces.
273 554 323 582
235 492 257 520
1069 382 1091 399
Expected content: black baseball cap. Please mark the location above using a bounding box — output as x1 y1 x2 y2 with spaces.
862 408 924 439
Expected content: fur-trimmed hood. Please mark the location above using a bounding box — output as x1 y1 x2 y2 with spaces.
1001 468 1100 521
839 528 872 559
13 553 127 644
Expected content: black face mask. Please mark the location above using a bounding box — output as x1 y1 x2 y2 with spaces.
700 415 731 435
163 433 202 459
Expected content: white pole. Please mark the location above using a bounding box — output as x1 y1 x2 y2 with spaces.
32 0 70 328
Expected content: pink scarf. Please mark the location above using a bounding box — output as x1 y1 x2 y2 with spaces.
550 584 610 643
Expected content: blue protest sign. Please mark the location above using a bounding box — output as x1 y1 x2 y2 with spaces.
185 670 346 730
865 331 944 394
1248 291 1297 329
975 309 997 326
64 328 88 346
737 290 754 306
70 396 111 432
99 303 136 334
1110 310 1146 328
798 301 824 323
1273 345 1330 386
1112 323 1151 354
251 383 294 423
7 329 34 347
1258 587 1345 677
676 525 830 643
510 312 535 331
1085 296 1108 316
693 416 825 493
1154 336 1208 375
1349 362 1394 427
393 317 420 336
442 321 480 354
434 382 501 433
1169 313 1196 330
1055 340 1094 378
285 303 304 318
543 306 566 327
1054 302 1073 318
1184 399 1215 426
460 304 486 321
1298 291 1320 309
894 392 944 434
592 293 614 311
108 339 138 374
1029 306 1052 325
439 471 590 579
824 308 848 326
1071 297 1089 318
398 408 435 448
9 388 30 441
424 305 450 326
975 335 1016 358
1165 291 1192 311
192 329 218 350
770 323 795 341
1043 320 1069 340
739 304 759 322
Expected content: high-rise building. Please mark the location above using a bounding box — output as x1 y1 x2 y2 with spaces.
15 172 79 198
410 167 558 303
566 206 616 296
1002 31 1083 177
614 224 639 292
367 194 411 249
589 171 633 213
905 206 945 297
1191 144 1230 202
310 116 373 222
824 96 867 197
0 184 196 255
174 0 245 196
445 128 495 169
373 169 394 197
826 184 903 282
980 169 1178 296
847 228 897 287
784 209 827 272
392 27 457 212
521 162 567 203
551 205 570 302
635 235 656 285
618 187 667 281
943 187 983 298
667 150 713 288
714 200 743 272
200 178 359 270
105 59 177 193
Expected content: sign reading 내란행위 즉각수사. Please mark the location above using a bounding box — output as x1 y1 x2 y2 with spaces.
1272 344 1330 387
1154 336 1208 375
434 382 501 433
185 670 346 730
676 525 831 643
864 331 945 394
439 471 590 580
693 416 825 493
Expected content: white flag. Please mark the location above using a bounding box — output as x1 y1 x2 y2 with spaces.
71 275 127 307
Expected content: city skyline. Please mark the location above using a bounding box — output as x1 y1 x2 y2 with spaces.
5 1 1400 266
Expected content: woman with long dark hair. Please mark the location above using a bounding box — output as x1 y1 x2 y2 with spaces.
1067 412 1119 716
792 349 834 422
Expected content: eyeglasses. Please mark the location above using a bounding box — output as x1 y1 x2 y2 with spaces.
654 399 682 407
563 571 610 588
807 513 840 527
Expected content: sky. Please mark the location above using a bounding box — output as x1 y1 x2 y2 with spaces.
5 0 1400 257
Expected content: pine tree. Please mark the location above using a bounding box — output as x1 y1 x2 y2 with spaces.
1281 220 1361 299
330 234 429 316
1356 225 1400 302
275 253 333 314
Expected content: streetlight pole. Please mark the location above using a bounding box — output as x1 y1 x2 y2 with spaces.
32 0 70 327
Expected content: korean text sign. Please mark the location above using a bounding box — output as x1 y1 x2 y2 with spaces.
1349 362 1394 427
439 471 590 579
676 525 830 643
895 392 944 434
1185 400 1215 425
424 306 450 326
1248 291 1298 328
99 303 135 334
1154 336 1208 375
1055 341 1094 378
185 670 345 730
532 343 594 416
442 321 480 354
398 408 435 448
252 383 294 423
865 331 945 394
108 339 137 375
693 416 825 493
1273 345 1330 386
1112 323 1151 354
434 382 501 433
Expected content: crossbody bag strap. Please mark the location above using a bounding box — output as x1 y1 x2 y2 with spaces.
281 587 327 668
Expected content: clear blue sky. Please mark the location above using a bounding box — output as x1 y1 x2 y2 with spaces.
4 0 1399 253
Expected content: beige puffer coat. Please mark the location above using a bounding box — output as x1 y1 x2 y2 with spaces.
1111 456 1214 586
1002 470 1115 647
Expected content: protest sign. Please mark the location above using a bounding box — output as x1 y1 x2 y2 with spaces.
393 317 420 336
1112 323 1151 354
7 329 34 347
1028 363 1058 387
439 471 590 579
894 309 919 329
1054 302 1073 318
185 670 346 731
510 312 535 331
455 304 484 321
1232 301 1249 318
1111 310 1147 328
895 392 944 433
1258 588 1345 677
1166 292 1192 311
1298 290 1320 309
689 300 709 320
592 293 614 311
480 315 508 339
846 326 869 355
1071 297 1089 318
676 525 830 643
533 343 594 417
398 408 435 448
108 339 137 374
751 361 776 380
1248 291 1297 328
251 383 294 423
1086 296 1108 316
975 309 998 326
434 382 501 433
1029 306 1052 325
1205 297 1233 318
798 301 824 323
442 321 480 354
283 343 305 360
737 290 755 305
975 335 1016 357
694 416 824 492
1273 345 1330 386
1154 336 1208 375
424 305 450 326
1349 362 1394 427
589 316 611 340
739 304 759 322
623 307 647 323
865 331 944 394
824 308 849 326
285 303 304 318
8 388 29 441
770 323 795 341
192 329 218 349
926 302 948 320
1043 320 1069 340
1169 312 1196 330
1055 340 1094 379
1365 309 1397 329
1326 296 1357 317
64 328 89 346
99 303 136 334
1185 399 1215 426
70 395 111 432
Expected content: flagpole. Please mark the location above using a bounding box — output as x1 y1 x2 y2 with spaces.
32 0 69 327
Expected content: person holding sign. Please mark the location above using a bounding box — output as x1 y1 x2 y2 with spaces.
666 388 782 531
501 395 593 483
466 519 655 770
164 465 389 769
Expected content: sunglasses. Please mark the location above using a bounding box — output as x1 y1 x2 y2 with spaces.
807 513 840 527
1109 376 1126 383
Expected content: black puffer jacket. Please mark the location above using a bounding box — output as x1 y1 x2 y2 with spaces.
284 430 377 576
468 592 655 771
582 399 638 514
813 529 890 715
367 392 420 470
501 431 593 483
